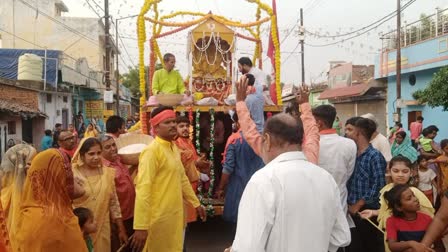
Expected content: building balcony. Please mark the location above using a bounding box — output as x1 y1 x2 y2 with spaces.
376 8 448 79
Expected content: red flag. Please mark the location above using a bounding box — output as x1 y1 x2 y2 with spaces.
267 0 279 104
267 0 279 72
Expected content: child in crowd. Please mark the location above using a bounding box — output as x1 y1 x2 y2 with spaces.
384 184 435 252
417 155 438 205
420 128 441 155
74 207 97 252
359 156 434 252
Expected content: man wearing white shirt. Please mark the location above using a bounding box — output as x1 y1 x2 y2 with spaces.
238 57 267 89
312 106 357 227
226 113 351 252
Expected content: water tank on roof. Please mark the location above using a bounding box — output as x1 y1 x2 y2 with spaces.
18 53 42 81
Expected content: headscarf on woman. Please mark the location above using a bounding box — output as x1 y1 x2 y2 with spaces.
391 132 418 163
11 149 87 252
83 123 99 138
71 137 122 252
0 144 37 233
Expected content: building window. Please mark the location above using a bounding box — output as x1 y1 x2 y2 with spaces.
409 74 416 86
46 93 52 103
7 121 16 135
63 96 68 103
55 6 61 16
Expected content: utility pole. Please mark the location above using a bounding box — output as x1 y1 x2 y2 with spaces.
115 20 120 116
104 0 112 110
396 0 402 122
300 8 305 86
13 0 16 48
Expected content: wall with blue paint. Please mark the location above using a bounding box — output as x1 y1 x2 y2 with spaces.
376 35 448 78
375 34 448 140
73 87 105 132
386 69 448 140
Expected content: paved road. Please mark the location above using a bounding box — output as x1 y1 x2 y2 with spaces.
185 216 235 252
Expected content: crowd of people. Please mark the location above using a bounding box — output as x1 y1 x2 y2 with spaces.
0 52 448 252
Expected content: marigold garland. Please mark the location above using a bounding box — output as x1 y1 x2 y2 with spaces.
271 15 282 105
247 0 282 104
253 7 261 65
145 15 210 27
157 11 207 34
213 16 270 28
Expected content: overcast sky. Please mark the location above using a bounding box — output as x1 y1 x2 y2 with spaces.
64 0 448 84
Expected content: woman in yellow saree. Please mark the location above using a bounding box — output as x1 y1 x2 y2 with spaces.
0 201 10 252
72 137 128 252
11 148 87 252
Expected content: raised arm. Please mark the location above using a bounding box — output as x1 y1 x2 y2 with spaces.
235 76 262 156
296 86 319 165
421 195 448 247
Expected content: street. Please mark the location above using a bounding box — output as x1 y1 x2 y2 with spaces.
185 216 235 252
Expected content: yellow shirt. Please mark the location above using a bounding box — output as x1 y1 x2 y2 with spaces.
134 136 200 252
152 68 185 95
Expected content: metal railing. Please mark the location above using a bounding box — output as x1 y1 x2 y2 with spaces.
382 7 448 50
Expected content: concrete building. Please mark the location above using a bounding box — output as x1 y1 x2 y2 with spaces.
375 8 448 140
0 0 118 77
0 0 122 133
309 82 329 107
319 62 388 135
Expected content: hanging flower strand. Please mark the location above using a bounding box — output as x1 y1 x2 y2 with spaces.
195 109 203 198
208 108 215 198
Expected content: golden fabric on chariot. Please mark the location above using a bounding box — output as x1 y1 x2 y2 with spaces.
192 39 229 79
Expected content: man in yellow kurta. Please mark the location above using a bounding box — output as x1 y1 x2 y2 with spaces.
132 106 206 252
152 53 190 95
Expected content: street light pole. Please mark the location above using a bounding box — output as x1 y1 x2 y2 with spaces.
300 8 305 86
104 0 112 110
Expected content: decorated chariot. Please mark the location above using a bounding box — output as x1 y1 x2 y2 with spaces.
136 0 284 216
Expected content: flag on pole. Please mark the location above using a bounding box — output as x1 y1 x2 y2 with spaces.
267 0 279 104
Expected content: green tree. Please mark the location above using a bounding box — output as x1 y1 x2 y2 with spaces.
413 66 448 111
121 63 162 96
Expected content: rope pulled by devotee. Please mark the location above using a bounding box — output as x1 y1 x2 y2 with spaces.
358 212 385 234
116 234 134 252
